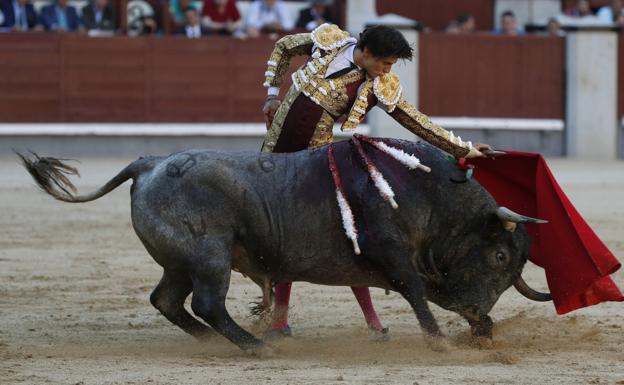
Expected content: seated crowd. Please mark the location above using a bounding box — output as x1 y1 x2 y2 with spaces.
0 0 336 37
446 0 623 37
0 0 622 38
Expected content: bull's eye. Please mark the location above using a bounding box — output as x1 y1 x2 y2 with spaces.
493 251 510 267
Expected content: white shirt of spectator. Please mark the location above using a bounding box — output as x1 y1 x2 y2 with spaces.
596 5 623 23
12 0 27 31
268 44 358 96
246 0 294 31
186 24 201 38
0 8 5 25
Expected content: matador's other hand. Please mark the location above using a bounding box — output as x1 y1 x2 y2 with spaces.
263 97 281 129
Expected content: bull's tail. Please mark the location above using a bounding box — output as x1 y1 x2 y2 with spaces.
17 151 145 203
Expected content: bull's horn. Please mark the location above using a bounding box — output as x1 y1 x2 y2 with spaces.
497 207 548 224
513 276 552 302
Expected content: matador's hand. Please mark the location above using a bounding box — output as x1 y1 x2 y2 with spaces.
263 97 281 129
473 143 504 159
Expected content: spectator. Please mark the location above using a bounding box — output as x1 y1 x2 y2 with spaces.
447 13 475 34
0 0 41 31
245 0 293 38
546 17 565 36
82 0 115 33
597 0 624 24
496 10 523 36
40 0 82 31
201 0 241 35
565 0 593 17
295 0 334 31
169 0 191 30
176 6 208 38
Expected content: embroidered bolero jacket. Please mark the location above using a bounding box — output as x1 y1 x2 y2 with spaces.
263 23 479 158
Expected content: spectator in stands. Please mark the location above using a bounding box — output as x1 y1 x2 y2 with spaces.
176 6 208 37
496 10 523 36
0 0 41 31
201 0 241 35
295 0 334 31
245 0 294 39
169 0 192 30
597 0 624 24
140 15 157 34
82 0 115 33
546 17 565 36
40 0 82 31
446 13 475 34
565 0 593 17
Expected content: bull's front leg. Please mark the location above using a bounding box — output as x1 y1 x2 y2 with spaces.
382 267 449 351
461 310 494 349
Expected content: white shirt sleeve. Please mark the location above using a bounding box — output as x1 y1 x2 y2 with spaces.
246 1 263 29
267 87 280 96
305 20 318 31
277 2 294 31
596 7 613 23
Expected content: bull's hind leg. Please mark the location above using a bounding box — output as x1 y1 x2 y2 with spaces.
150 270 212 339
189 239 264 351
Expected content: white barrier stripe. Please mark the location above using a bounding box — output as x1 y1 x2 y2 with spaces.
0 123 371 137
431 117 565 131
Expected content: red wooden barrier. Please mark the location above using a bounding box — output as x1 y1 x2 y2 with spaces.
0 33 567 122
0 34 303 123
419 33 565 119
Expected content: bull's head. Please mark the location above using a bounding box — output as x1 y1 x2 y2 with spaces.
419 207 550 335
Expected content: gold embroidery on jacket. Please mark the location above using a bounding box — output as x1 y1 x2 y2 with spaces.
308 110 335 148
261 86 301 153
389 97 471 158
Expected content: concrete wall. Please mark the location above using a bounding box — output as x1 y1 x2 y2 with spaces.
566 32 618 159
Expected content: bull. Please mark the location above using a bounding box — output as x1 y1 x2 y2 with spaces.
19 136 550 353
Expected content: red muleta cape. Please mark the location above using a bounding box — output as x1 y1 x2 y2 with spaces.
469 152 623 314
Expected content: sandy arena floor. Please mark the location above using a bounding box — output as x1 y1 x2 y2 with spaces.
0 155 623 385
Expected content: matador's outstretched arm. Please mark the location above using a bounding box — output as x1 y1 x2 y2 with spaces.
387 97 483 159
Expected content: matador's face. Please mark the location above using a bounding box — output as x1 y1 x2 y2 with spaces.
360 48 398 79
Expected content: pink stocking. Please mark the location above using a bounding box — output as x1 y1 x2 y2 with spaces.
351 286 384 331
271 281 292 330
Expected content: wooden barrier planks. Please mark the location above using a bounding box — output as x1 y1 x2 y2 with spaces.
0 33 567 123
0 34 62 122
419 33 565 119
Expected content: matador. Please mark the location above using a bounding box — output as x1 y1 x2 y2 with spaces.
260 23 492 338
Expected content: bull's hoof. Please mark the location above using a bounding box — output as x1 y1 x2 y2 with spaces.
247 344 277 358
263 325 292 341
369 327 391 342
471 336 494 350
424 334 451 352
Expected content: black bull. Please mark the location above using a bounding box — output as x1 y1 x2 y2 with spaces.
19 137 550 352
